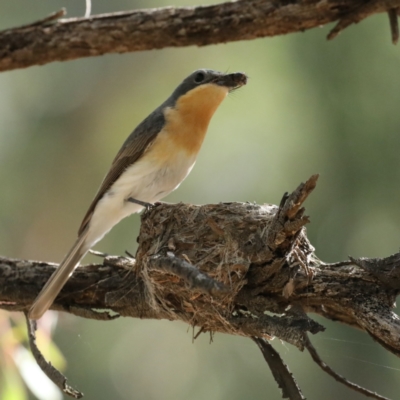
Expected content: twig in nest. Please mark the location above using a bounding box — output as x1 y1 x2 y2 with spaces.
193 326 206 341
150 252 228 296
125 250 135 259
323 259 354 268
25 313 83 399
387 8 399 44
304 334 391 400
89 249 135 270
253 337 305 399
89 249 108 258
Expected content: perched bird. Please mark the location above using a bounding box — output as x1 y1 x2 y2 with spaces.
29 69 247 320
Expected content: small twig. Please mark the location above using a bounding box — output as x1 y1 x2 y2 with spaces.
328 13 360 40
304 335 391 400
11 9 66 30
278 192 290 209
323 259 354 268
252 337 305 400
328 0 400 42
125 250 135 259
90 249 136 270
193 326 205 341
89 249 108 258
267 175 318 248
388 9 399 44
327 0 381 40
151 252 228 296
25 313 83 399
285 174 319 220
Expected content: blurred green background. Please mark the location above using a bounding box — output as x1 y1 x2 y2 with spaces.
1 0 400 399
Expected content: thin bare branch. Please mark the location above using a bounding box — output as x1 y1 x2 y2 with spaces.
25 314 83 399
304 335 392 400
252 337 305 400
388 8 399 43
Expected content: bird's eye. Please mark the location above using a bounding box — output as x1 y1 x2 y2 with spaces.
194 72 206 83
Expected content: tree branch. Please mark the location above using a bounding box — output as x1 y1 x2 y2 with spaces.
1 175 399 350
1 0 400 72
304 335 391 400
252 337 305 400
25 315 83 399
1 175 399 399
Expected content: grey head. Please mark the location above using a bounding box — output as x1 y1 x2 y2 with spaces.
163 69 248 110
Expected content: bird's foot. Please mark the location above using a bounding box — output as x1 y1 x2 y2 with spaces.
127 197 153 210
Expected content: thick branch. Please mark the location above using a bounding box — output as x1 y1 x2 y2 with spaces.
1 174 399 356
2 175 399 399
1 0 400 72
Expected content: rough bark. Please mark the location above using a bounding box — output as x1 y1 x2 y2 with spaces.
1 175 399 355
1 0 400 72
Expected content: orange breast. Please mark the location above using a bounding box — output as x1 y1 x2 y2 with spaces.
162 83 229 156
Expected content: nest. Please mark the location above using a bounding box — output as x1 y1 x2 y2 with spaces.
135 173 316 337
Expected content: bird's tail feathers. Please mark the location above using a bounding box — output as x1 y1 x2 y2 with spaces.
29 228 90 320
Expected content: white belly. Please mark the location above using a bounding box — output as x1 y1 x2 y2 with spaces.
86 149 196 246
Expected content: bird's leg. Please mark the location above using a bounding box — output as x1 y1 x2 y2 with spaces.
127 197 153 209
153 201 172 205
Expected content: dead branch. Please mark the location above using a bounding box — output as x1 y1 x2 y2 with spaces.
303 335 391 400
1 175 399 399
1 0 400 72
25 315 83 399
252 337 305 400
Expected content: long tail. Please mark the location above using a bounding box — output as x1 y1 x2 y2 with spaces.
29 228 90 320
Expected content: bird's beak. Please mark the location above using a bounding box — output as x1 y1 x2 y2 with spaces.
214 72 248 91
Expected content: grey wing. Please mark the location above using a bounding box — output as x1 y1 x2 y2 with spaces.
78 111 165 235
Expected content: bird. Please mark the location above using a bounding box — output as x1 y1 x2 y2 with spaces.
28 69 247 320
